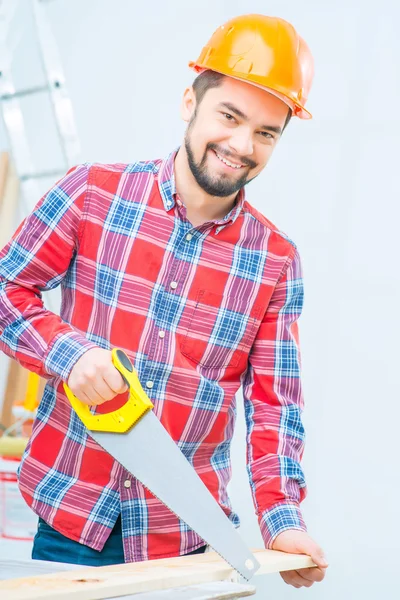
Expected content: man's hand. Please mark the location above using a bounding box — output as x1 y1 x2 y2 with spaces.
272 530 328 588
67 348 128 406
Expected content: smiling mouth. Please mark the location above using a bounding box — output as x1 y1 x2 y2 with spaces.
212 149 245 170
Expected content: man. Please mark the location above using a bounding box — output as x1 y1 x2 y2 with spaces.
0 14 327 589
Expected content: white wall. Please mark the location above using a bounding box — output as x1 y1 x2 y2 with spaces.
0 1 399 597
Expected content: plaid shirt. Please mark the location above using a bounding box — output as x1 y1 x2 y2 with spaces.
0 148 307 561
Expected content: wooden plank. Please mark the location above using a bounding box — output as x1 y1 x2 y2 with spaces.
0 360 29 431
0 156 23 432
0 363 46 433
0 155 19 248
0 561 256 600
0 549 316 600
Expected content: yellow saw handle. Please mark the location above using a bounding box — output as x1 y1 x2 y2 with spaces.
63 348 154 433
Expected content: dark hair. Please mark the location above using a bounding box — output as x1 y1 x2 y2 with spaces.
192 70 225 104
192 70 292 132
283 107 292 131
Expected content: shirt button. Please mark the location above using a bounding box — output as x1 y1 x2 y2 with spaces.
166 200 172 207
158 331 166 338
146 380 154 389
185 233 193 241
170 281 178 290
124 480 131 488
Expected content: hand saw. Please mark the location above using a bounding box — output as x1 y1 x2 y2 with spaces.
63 348 260 580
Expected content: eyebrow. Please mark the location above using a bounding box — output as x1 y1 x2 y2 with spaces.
218 102 283 135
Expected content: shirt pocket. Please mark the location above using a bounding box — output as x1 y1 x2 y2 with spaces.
180 289 261 369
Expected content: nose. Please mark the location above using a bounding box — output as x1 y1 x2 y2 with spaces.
228 129 254 159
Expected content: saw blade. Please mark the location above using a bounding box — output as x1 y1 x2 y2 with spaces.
89 411 260 580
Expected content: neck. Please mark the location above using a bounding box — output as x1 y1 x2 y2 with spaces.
174 146 238 226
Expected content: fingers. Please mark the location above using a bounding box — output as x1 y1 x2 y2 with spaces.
307 545 329 569
296 566 327 583
77 374 127 406
292 536 328 570
104 365 129 395
281 566 327 588
281 570 315 588
67 348 130 406
79 389 95 407
68 374 111 406
86 378 119 405
273 531 328 588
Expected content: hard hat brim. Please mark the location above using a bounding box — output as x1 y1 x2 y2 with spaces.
188 63 313 120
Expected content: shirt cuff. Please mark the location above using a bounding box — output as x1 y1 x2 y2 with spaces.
259 502 307 549
44 331 98 381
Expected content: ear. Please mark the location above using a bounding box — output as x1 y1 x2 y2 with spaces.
181 87 196 123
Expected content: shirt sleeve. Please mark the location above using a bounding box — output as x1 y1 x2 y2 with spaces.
0 163 98 381
242 244 308 549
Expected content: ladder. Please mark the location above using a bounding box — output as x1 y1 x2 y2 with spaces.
0 0 81 220
0 0 82 431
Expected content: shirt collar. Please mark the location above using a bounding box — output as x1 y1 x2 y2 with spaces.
156 147 246 231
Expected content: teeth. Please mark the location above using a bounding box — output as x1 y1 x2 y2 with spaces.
215 152 242 169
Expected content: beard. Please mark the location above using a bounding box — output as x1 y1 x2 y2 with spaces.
184 117 256 198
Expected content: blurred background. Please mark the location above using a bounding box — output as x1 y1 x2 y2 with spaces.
0 0 399 598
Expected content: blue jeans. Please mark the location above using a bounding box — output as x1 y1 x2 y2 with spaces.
32 515 207 566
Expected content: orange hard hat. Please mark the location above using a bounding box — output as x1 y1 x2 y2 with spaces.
189 14 314 120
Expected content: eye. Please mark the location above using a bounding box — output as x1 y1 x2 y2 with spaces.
259 131 274 139
222 112 236 122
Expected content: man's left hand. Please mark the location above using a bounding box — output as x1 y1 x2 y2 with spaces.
271 530 328 588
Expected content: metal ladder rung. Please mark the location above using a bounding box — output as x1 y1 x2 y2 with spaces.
0 83 50 101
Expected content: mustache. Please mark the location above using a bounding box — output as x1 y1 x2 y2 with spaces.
207 143 257 169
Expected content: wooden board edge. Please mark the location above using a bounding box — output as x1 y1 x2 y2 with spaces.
0 550 316 600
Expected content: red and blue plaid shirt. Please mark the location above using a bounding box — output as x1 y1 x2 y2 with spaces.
0 148 307 561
